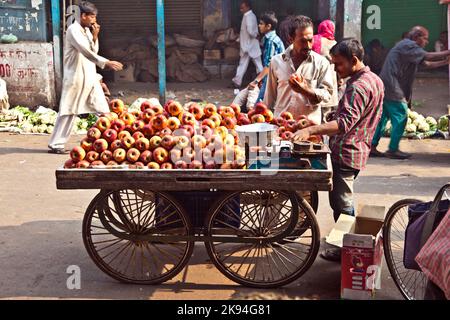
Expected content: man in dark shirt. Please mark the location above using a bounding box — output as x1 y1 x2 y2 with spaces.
292 39 384 261
371 26 450 159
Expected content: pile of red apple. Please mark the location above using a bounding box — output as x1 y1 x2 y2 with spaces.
64 99 320 170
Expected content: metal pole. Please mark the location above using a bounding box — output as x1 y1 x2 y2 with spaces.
156 0 167 104
51 0 62 101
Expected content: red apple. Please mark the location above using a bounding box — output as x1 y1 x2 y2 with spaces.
166 100 183 117
132 131 145 141
151 114 168 131
132 120 145 132
297 119 311 129
277 126 287 136
139 150 153 164
93 139 109 153
219 106 235 119
159 128 173 137
190 135 206 150
106 160 119 167
64 159 77 169
151 105 164 115
237 114 251 126
118 130 131 141
189 160 203 170
153 147 169 164
161 163 173 170
126 148 141 163
95 117 111 132
180 125 195 138
188 103 204 120
280 111 294 121
201 148 214 163
254 102 268 115
285 119 298 132
121 112 136 126
167 117 181 131
220 163 232 170
147 162 161 170
142 124 154 138
101 112 118 122
308 135 322 144
181 147 196 163
90 160 104 168
204 104 217 118
70 146 87 162
247 109 256 119
141 109 156 123
160 135 177 150
121 136 135 150
135 137 150 152
209 114 222 128
140 100 154 112
86 151 99 163
100 150 113 164
281 131 294 140
204 160 217 170
214 126 228 140
251 114 266 124
80 137 93 152
149 136 162 151
173 160 187 169
262 109 274 123
110 140 123 151
113 148 127 163
103 129 118 144
222 117 237 130
202 118 216 129
87 127 102 142
76 160 91 169
111 119 126 132
181 112 197 127
110 99 125 115
230 103 241 115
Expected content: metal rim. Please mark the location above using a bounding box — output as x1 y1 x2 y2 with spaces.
82 190 194 285
383 198 428 300
204 190 320 288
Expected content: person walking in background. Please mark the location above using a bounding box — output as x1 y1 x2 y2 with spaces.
364 39 388 75
48 1 123 154
230 0 263 89
435 31 448 52
371 26 450 159
232 11 284 111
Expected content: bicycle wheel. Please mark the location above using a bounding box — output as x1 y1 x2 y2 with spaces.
383 198 428 300
83 190 194 285
204 190 320 288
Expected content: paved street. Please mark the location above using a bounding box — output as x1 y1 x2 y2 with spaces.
0 133 448 300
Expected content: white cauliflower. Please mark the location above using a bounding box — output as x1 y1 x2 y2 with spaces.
425 117 437 128
37 124 48 134
46 125 54 134
405 123 417 133
417 121 430 133
408 110 419 121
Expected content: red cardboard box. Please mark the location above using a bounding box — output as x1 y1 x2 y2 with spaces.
326 205 385 300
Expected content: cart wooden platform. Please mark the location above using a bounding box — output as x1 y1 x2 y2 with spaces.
56 156 333 288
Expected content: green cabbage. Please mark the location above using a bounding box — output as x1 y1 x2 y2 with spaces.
438 116 449 132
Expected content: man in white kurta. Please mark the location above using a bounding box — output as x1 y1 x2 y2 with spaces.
231 1 263 88
48 1 122 153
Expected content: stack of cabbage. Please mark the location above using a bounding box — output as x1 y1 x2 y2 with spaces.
384 110 448 139
0 106 97 134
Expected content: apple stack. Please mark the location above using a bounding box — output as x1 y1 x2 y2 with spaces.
65 99 248 169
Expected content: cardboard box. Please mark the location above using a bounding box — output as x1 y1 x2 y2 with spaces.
204 49 222 61
326 205 385 300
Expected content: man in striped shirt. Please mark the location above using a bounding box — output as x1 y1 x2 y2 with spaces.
292 39 384 261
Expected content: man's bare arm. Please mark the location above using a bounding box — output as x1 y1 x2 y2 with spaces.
424 50 450 61
422 57 450 69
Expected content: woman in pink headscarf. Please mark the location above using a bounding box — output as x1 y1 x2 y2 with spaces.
313 20 337 62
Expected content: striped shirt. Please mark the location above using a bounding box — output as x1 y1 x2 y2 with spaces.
330 66 384 170
415 209 450 299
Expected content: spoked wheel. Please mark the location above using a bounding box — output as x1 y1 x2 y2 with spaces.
204 190 320 288
301 191 319 213
383 198 427 300
82 190 194 285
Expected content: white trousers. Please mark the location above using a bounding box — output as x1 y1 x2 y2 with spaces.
48 114 76 149
232 53 263 87
232 87 261 112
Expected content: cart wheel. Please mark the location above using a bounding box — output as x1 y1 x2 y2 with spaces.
204 190 320 288
82 190 194 285
383 198 427 300
301 191 319 213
